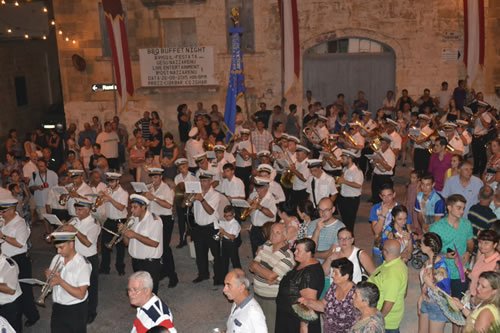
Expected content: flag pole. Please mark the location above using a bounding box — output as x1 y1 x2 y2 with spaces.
280 0 285 111
111 60 118 115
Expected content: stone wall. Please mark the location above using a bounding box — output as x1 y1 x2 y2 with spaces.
0 39 62 141
52 0 499 139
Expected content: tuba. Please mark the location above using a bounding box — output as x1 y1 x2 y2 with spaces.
36 257 63 307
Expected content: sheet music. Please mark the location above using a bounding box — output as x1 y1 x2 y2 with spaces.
206 151 216 160
185 181 202 194
19 278 46 286
409 128 421 137
42 214 63 226
130 182 149 193
230 198 250 208
52 186 68 195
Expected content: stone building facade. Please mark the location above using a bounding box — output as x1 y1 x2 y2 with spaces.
52 0 500 138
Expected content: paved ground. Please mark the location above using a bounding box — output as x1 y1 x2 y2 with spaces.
23 166 453 333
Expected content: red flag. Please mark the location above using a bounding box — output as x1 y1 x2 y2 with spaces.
280 0 300 96
102 0 134 110
463 0 485 85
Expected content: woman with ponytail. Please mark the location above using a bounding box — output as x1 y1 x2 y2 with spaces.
417 232 452 333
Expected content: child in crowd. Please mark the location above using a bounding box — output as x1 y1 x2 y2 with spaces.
217 205 242 278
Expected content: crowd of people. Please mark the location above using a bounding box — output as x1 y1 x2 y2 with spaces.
0 82 499 333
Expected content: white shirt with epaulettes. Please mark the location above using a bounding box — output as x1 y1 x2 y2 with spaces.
128 211 163 260
0 213 29 257
0 254 22 305
73 215 101 257
148 181 174 216
49 253 91 305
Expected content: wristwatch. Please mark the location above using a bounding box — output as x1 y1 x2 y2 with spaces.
1 235 6 241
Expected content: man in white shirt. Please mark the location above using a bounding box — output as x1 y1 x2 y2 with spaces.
472 101 493 175
65 169 92 217
410 114 434 173
248 177 277 257
336 150 364 232
437 81 452 110
99 172 128 275
0 198 39 327
370 135 396 203
219 163 246 220
290 145 310 211
96 121 120 170
223 269 267 333
28 159 58 222
443 122 464 155
65 199 101 324
143 168 178 288
0 251 23 332
173 158 197 248
306 159 338 208
256 164 285 204
47 231 91 333
191 170 223 285
122 194 163 294
128 271 177 333
194 152 220 188
231 129 256 197
184 127 205 173
321 134 343 178
385 119 402 158
22 152 38 183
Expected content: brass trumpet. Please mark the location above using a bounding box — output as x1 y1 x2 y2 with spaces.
105 216 136 249
91 187 112 213
184 193 197 207
36 258 63 307
240 197 261 221
58 184 75 206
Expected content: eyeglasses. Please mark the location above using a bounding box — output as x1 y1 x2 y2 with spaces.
318 208 331 213
126 288 146 294
338 237 353 242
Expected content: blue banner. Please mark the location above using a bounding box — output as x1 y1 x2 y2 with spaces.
224 27 246 141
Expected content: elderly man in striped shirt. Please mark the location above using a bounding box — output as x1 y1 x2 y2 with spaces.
249 223 295 332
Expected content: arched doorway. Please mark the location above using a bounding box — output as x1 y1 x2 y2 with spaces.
303 37 395 113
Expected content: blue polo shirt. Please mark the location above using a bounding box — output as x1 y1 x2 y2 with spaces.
414 190 446 217
369 202 412 227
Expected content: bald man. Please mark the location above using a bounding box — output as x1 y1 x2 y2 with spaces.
368 239 408 333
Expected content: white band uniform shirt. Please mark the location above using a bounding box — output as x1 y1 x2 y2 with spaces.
307 172 338 207
363 119 378 134
460 130 472 155
0 213 29 257
448 134 465 154
149 182 174 216
29 170 58 208
316 126 329 141
473 112 492 135
389 131 402 151
174 172 197 186
340 164 364 197
49 254 91 305
219 177 246 199
249 191 277 227
351 132 365 149
292 158 310 191
105 186 129 220
269 181 286 203
273 150 296 173
67 182 93 217
217 218 241 239
0 254 22 305
185 138 204 168
73 215 101 257
226 295 268 333
195 165 220 182
193 188 221 226
128 211 163 260
131 294 177 333
232 141 256 168
373 148 396 175
413 125 434 149
46 186 68 210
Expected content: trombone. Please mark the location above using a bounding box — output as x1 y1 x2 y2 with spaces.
36 257 63 307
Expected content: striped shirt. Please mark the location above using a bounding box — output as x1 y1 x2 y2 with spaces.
253 242 295 298
132 295 176 333
467 203 497 236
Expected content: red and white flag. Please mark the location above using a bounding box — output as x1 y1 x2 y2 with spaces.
280 0 300 96
102 0 134 110
463 0 485 85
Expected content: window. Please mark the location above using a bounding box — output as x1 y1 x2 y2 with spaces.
308 38 391 55
163 18 197 47
98 2 112 57
226 0 255 53
14 76 28 107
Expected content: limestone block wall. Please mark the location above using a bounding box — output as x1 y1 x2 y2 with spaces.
52 0 499 139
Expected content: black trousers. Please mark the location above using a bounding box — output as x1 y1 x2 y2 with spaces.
86 255 99 318
235 166 252 198
12 252 39 323
132 258 162 295
175 204 190 243
221 238 242 277
359 146 374 178
51 300 88 333
337 195 361 232
250 226 266 258
0 296 22 333
191 223 222 283
472 135 488 175
159 215 177 280
413 148 430 174
100 218 126 273
371 174 393 203
275 308 321 333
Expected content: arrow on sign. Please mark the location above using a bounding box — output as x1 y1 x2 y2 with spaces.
91 84 117 92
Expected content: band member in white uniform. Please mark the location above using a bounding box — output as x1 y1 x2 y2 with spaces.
410 114 434 173
65 198 101 324
66 169 92 217
122 194 163 294
386 118 402 158
45 174 71 224
248 177 277 257
442 122 464 155
190 170 223 285
471 101 493 174
0 250 22 332
306 159 338 208
173 158 197 248
99 172 129 275
194 152 220 187
47 231 91 333
256 164 286 205
456 120 472 156
219 163 246 220
213 145 230 179
336 150 364 232
144 168 179 288
289 145 310 210
321 134 343 177
370 135 396 203
0 198 39 327
231 129 256 197
185 127 205 173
